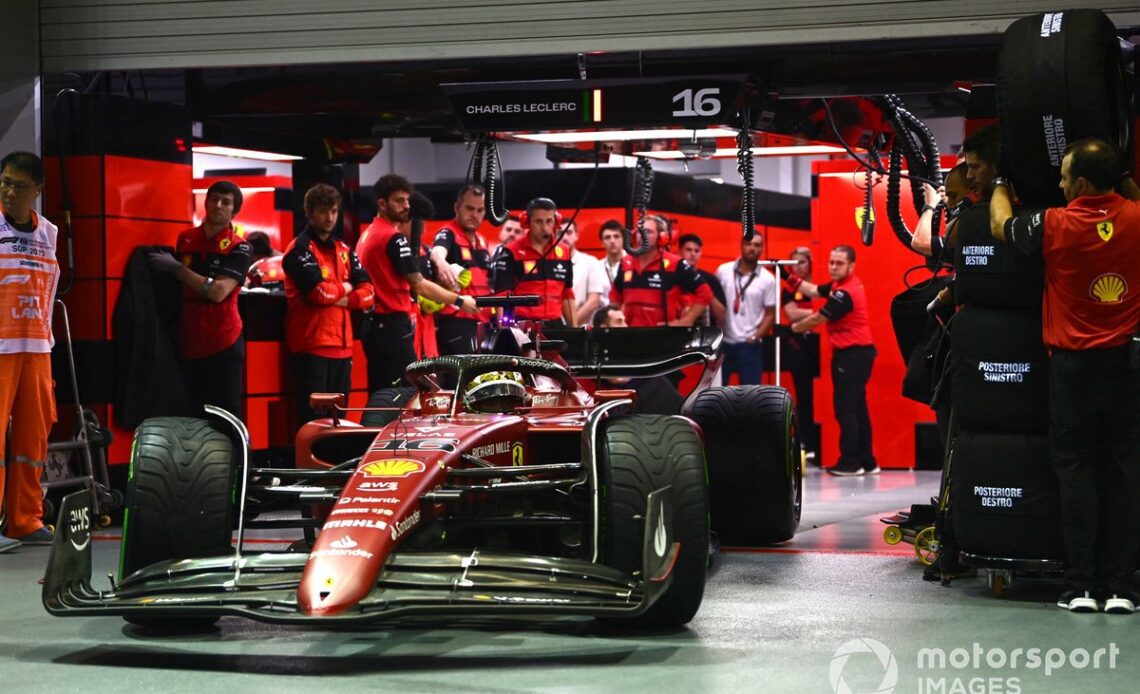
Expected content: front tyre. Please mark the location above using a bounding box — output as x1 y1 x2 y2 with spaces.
598 415 709 628
120 417 236 629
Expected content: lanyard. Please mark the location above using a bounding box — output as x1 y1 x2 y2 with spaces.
733 262 757 314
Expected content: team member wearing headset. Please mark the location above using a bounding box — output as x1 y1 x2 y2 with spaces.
608 214 711 327
491 197 577 326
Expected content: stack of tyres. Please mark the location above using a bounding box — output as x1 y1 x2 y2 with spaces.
948 208 1065 564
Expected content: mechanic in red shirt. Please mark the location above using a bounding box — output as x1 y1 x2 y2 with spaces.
491 197 576 326
146 180 253 418
790 245 877 476
282 183 375 425
991 138 1140 614
608 214 712 327
430 184 493 355
357 174 477 391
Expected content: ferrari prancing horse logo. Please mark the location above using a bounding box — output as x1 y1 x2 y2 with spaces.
1097 221 1113 242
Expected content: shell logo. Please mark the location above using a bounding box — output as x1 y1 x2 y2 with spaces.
362 459 425 478
1090 273 1127 303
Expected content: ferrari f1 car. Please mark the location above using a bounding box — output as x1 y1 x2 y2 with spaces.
44 307 801 629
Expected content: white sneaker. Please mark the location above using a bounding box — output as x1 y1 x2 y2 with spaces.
1057 590 1099 613
1105 594 1137 615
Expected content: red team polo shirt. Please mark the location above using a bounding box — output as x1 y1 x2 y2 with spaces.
1009 193 1140 350
818 274 873 349
492 236 574 322
175 224 253 359
609 250 712 327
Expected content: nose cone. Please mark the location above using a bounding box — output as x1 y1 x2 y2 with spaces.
298 551 379 617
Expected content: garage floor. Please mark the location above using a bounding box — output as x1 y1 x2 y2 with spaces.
4 468 1138 693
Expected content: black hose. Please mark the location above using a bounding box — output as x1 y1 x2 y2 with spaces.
861 149 876 246
623 156 654 257
738 117 756 241
466 136 508 226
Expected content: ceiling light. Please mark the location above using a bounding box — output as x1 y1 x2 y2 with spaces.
193 145 303 162
635 145 847 159
511 128 738 144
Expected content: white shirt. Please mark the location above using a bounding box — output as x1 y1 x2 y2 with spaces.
571 250 609 309
715 260 776 344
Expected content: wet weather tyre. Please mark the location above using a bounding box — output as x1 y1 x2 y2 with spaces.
598 415 709 628
683 385 801 545
360 387 417 427
120 417 236 629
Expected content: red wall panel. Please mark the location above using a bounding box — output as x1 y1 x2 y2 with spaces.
811 158 956 469
103 156 192 222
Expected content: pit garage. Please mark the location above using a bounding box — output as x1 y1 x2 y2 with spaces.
3 2 1140 692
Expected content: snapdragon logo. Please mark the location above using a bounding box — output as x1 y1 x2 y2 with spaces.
830 638 899 694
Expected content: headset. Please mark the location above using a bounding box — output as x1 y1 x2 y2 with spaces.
518 197 564 229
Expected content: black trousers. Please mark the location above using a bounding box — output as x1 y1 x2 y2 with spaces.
832 345 877 469
291 352 352 427
786 333 819 453
435 315 479 356
361 312 417 393
1050 346 1140 592
181 336 245 420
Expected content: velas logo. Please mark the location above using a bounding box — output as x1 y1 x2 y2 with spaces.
830 638 898 694
361 459 425 478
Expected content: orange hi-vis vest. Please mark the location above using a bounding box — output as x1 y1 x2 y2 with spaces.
0 211 59 354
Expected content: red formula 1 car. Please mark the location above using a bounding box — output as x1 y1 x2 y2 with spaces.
44 312 801 629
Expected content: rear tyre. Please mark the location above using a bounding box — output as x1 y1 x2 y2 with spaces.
598 415 709 628
360 387 417 427
120 417 236 629
683 385 801 545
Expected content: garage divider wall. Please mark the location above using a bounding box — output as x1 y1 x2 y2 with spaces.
811 158 951 469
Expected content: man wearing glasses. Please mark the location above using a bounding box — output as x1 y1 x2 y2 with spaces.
714 232 777 385
0 152 59 552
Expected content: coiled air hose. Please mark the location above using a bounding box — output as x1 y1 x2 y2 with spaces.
738 112 757 241
623 156 655 257
468 135 509 226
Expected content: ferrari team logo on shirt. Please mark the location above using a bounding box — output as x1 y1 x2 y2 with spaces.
523 260 537 275
624 270 633 282
554 246 564 259
321 266 330 279
1089 273 1127 303
219 237 231 251
461 247 472 261
1097 221 1114 242
339 251 349 263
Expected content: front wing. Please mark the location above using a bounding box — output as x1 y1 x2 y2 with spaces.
43 489 680 625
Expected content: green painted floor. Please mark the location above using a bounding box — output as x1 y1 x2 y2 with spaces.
4 469 1138 693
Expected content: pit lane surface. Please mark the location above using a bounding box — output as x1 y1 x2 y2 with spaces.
5 469 1138 693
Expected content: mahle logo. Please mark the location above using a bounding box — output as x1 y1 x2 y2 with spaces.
830 638 899 694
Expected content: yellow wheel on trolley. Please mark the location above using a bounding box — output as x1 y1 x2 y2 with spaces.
914 526 940 566
882 525 904 545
